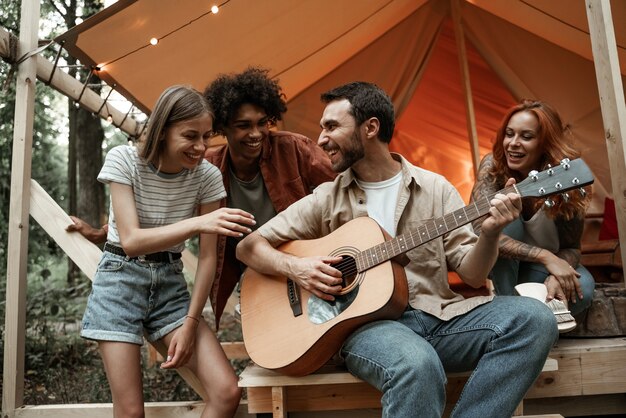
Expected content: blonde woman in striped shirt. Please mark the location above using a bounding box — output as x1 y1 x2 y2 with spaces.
81 85 255 418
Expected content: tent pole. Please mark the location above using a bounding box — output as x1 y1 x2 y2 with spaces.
585 0 626 285
2 0 40 416
451 0 480 177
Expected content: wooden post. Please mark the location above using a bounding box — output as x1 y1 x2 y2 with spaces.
585 0 626 285
451 0 481 177
271 386 287 418
0 27 140 137
2 0 40 416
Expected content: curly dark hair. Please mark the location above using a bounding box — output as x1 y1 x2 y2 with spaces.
203 67 287 135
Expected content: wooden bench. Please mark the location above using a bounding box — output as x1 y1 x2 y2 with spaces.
523 337 626 417
239 357 558 417
239 337 626 417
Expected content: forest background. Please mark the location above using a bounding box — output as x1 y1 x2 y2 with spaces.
0 0 240 405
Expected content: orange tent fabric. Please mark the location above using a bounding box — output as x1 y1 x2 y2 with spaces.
55 0 626 206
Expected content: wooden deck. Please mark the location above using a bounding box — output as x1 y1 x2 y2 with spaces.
12 183 625 418
239 337 626 418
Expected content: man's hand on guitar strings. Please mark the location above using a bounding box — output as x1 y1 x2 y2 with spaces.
482 178 522 238
287 255 344 301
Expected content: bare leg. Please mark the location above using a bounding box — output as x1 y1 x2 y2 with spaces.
99 341 145 418
162 320 241 418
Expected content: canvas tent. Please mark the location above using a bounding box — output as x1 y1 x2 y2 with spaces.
55 0 626 203
3 0 626 417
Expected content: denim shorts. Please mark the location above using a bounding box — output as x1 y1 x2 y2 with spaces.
81 252 190 345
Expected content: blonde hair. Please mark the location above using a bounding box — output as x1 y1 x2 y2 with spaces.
140 85 213 164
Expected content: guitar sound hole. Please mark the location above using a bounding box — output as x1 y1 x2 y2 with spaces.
307 255 359 325
334 255 357 288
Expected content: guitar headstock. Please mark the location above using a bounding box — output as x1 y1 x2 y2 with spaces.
516 158 594 199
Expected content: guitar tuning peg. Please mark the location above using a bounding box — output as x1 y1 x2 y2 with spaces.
560 158 570 170
561 192 570 202
578 188 587 198
546 164 554 176
544 199 555 208
528 170 539 181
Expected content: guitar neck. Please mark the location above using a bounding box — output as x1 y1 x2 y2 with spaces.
355 185 517 271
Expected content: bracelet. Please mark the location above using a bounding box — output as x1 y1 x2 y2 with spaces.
185 315 201 323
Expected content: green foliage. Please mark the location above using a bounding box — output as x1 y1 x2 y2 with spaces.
0 0 98 404
20 258 108 404
0 0 70 349
0 0 20 34
0 67 69 287
0 0 222 407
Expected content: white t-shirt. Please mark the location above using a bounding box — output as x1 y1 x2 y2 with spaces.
355 170 403 237
98 145 226 253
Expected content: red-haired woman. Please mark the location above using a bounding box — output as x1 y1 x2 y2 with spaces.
470 99 594 316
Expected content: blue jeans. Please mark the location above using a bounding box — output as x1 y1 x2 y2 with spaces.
490 218 595 316
341 296 558 418
81 252 189 344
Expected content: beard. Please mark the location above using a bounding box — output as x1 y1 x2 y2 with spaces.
332 130 365 172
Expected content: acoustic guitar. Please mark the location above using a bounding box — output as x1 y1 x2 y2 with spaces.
240 159 594 376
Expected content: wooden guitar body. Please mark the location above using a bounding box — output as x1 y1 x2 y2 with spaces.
240 217 408 376
240 159 594 377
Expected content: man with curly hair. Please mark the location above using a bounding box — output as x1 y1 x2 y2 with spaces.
203 67 335 324
68 67 334 327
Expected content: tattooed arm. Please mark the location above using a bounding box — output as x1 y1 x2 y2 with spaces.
496 216 584 303
555 215 583 267
540 215 584 304
470 154 582 302
471 156 570 261
470 154 500 234
470 155 538 260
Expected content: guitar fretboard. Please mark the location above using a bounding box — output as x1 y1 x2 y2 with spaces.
355 186 517 271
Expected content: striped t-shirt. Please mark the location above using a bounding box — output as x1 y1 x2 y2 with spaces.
98 145 226 253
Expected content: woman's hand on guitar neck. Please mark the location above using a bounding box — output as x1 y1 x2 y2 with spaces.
286 255 344 301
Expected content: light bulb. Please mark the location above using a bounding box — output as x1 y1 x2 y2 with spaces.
211 5 219 14
150 37 158 45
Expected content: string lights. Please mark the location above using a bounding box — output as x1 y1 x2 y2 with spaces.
32 0 232 139
93 1 230 72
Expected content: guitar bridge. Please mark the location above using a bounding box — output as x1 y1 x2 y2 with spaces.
287 279 303 317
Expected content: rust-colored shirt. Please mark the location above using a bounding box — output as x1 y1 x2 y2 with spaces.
257 154 494 320
205 131 335 325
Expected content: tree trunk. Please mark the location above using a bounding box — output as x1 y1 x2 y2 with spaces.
68 97 77 216
65 0 105 285
76 105 105 228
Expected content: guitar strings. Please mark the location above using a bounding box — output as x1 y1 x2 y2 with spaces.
399 186 515 253
330 185 518 280
334 169 585 279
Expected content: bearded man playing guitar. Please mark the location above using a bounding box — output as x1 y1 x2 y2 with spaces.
237 81 559 418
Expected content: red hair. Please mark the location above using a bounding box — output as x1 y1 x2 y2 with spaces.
490 99 590 219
